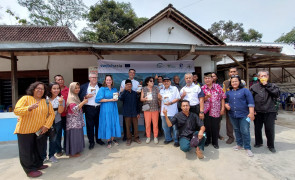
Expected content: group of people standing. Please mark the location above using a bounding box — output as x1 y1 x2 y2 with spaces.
13 67 280 178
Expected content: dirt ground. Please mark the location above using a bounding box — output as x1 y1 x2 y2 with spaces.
0 110 294 180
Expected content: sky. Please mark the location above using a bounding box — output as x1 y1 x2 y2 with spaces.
0 0 294 42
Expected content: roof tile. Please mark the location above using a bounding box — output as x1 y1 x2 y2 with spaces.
0 26 79 42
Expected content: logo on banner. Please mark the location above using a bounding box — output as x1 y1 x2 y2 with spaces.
125 64 131 68
100 64 122 68
179 63 183 69
157 63 164 68
167 64 176 68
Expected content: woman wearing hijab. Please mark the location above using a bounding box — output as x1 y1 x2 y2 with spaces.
66 82 88 157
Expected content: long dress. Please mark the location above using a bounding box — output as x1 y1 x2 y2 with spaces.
66 103 85 156
95 87 121 140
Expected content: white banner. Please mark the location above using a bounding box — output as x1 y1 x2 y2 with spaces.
98 60 194 73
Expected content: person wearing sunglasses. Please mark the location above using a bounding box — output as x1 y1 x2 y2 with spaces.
141 77 160 144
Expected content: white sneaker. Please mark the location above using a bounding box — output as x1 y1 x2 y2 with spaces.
146 138 151 144
246 149 254 157
154 137 159 144
49 156 58 163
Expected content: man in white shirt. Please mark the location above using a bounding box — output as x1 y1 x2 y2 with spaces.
159 77 181 147
120 69 140 141
120 69 140 92
180 73 205 120
78 72 104 150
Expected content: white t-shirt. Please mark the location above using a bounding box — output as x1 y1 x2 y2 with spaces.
180 83 202 106
49 96 65 124
160 86 180 116
120 79 140 92
86 84 100 106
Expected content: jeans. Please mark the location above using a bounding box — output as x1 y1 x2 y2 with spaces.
179 131 206 152
229 116 251 150
42 121 62 159
161 116 178 142
55 120 64 153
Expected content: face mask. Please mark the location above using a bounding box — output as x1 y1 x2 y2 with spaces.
253 77 258 81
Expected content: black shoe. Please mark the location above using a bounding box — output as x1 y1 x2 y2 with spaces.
164 140 172 144
269 147 276 153
89 143 95 150
174 142 180 147
96 139 105 145
205 142 210 147
254 144 263 148
213 145 219 149
122 137 127 141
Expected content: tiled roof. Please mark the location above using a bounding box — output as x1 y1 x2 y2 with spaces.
0 26 79 42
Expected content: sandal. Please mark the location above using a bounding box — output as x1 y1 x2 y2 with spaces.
112 140 119 146
107 141 112 149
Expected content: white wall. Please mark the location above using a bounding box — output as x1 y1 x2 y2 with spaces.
131 18 205 45
48 55 98 85
0 54 214 85
0 56 48 71
0 55 98 86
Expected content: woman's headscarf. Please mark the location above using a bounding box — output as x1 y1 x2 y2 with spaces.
66 82 81 107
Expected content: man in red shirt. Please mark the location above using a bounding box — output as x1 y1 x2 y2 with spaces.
54 75 69 156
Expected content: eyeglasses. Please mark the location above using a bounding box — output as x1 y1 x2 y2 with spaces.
231 75 239 78
90 77 98 79
35 88 45 91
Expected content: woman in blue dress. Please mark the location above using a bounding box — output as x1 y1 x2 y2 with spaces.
95 75 121 148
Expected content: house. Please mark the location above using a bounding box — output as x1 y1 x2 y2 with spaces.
0 4 228 107
0 4 286 108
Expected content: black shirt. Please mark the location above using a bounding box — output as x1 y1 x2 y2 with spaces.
119 90 140 117
170 112 204 139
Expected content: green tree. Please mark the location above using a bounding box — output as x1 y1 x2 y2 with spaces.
17 0 87 29
209 20 262 42
275 27 295 45
79 0 148 43
6 9 28 25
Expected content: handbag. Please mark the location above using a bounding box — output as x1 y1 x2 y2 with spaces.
190 134 200 147
142 104 150 111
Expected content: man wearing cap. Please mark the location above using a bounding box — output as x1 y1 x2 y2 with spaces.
119 79 141 146
120 69 140 141
180 73 205 120
163 100 206 159
78 72 104 150
159 77 181 147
